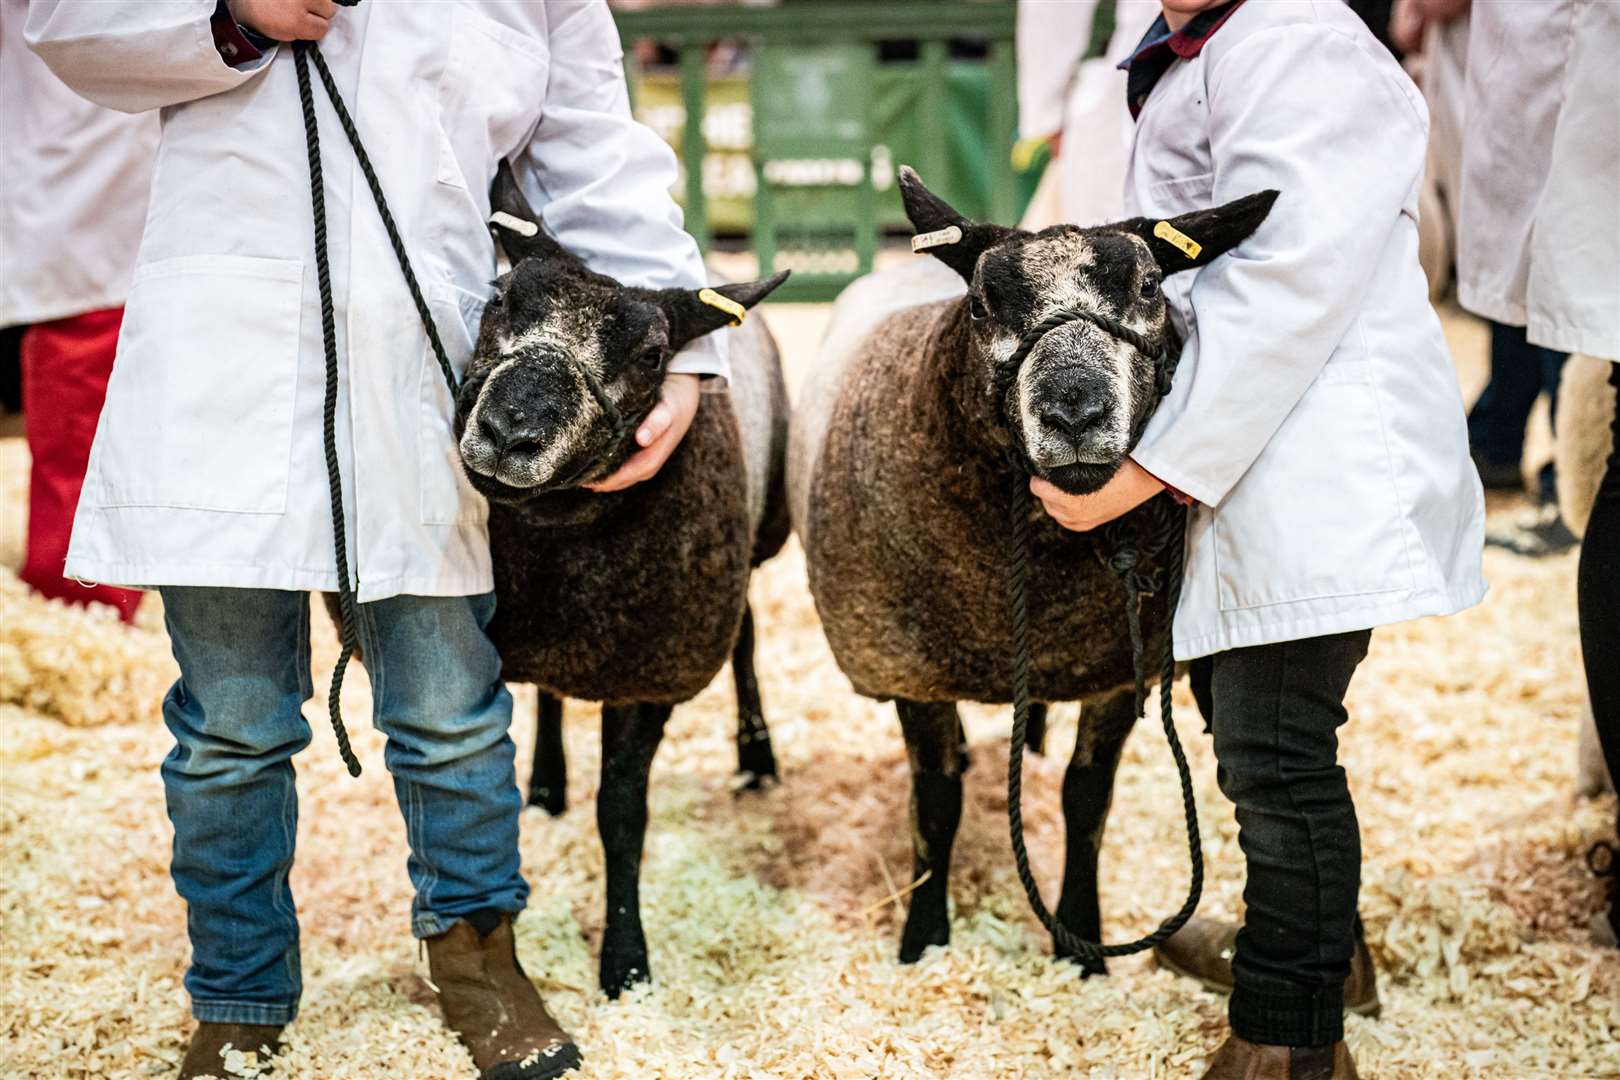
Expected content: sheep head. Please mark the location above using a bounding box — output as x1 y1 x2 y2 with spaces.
455 161 787 504
898 166 1276 495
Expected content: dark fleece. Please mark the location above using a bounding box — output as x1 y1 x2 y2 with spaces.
488 367 786 707
803 297 1171 706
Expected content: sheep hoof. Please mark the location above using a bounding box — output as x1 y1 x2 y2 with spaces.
731 769 779 794
898 912 950 964
1054 947 1108 978
526 786 568 817
600 948 651 999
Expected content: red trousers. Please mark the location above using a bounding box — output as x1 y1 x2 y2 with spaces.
19 308 142 621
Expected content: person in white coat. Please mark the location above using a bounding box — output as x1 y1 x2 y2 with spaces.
1 0 155 620
25 1 723 1076
1015 0 1160 229
1452 0 1620 948
1029 2 1485 1076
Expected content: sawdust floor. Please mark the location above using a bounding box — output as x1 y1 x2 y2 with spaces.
2 302 1617 1079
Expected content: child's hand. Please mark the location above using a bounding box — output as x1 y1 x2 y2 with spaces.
229 0 339 42
585 373 701 493
1031 460 1164 532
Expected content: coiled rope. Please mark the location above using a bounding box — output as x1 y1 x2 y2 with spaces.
993 305 1202 963
295 41 458 777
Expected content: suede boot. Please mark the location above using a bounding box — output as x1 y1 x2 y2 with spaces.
177 1022 282 1079
1202 1034 1359 1080
1154 917 1381 1018
426 915 581 1080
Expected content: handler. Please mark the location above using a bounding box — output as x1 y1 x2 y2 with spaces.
25 2 723 1077
1451 0 1620 950
1029 2 1486 1076
1 0 155 621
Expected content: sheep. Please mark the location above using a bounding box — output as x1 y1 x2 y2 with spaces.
1555 354 1617 799
452 163 791 995
789 168 1274 971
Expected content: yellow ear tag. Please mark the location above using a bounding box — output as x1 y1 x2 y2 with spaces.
698 288 747 327
911 225 964 253
489 210 539 238
1153 220 1202 260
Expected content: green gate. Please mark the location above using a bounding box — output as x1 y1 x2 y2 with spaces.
615 1 1026 301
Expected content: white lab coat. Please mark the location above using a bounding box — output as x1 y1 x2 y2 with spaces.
25 0 723 601
1016 0 1160 228
1456 0 1620 362
1123 0 1486 660
0 0 157 327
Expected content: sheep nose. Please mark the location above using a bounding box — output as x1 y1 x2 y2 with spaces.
478 405 544 457
1041 397 1108 443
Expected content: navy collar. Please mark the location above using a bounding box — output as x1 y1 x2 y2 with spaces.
1119 1 1246 118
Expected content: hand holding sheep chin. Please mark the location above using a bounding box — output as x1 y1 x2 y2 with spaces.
1031 460 1165 532
585 373 701 493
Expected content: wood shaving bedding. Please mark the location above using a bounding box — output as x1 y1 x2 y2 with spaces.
2 305 1616 1078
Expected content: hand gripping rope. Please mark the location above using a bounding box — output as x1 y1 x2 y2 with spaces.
294 41 459 777
993 306 1203 964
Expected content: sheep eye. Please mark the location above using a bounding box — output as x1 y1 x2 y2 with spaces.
1139 277 1160 299
969 294 989 321
638 346 664 369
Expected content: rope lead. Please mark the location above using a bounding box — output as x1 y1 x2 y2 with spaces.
997 305 1203 963
294 41 460 777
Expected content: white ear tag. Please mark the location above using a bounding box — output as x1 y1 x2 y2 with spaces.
489 211 539 238
911 225 964 253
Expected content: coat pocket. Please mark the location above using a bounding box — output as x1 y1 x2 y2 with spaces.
1211 367 1415 611
94 255 301 514
420 282 490 526
434 7 549 192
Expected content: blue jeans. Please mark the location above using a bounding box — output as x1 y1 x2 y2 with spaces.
158 587 527 1025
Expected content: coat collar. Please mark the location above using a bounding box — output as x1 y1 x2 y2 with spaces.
1119 1 1246 118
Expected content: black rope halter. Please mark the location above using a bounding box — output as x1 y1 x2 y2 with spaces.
294 41 458 777
993 304 1203 963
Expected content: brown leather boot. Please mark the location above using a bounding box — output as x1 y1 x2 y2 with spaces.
1155 918 1381 1018
1202 1035 1359 1079
177 1022 282 1079
426 916 582 1080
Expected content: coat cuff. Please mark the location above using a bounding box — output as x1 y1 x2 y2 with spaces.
667 335 729 386
1130 447 1215 508
1132 458 1197 506
210 2 276 70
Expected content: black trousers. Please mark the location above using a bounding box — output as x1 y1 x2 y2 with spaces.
1580 362 1620 808
1188 629 1372 1047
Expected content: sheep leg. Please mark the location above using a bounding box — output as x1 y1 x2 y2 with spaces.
597 701 671 997
1053 689 1136 976
896 698 965 963
526 692 567 816
732 604 779 788
1026 702 1050 756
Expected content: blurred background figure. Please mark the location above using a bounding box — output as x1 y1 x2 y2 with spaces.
0 0 155 621
1393 0 1572 552
1014 0 1158 229
1453 0 1620 946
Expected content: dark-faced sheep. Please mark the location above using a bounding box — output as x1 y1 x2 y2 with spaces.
789 168 1273 970
453 164 790 996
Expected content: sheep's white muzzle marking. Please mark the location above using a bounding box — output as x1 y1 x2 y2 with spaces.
458 350 603 490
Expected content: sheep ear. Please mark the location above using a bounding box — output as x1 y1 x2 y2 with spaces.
487 159 585 270
1114 190 1280 276
898 165 1013 283
662 271 791 350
